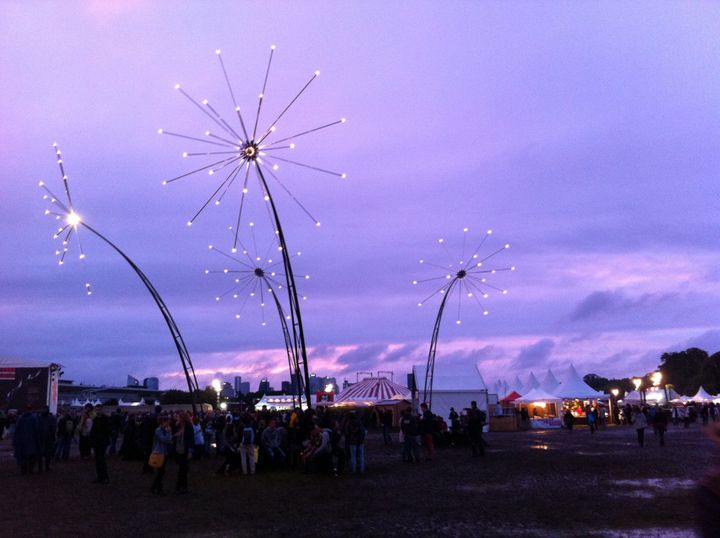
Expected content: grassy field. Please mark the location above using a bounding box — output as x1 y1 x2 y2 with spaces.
0 424 716 537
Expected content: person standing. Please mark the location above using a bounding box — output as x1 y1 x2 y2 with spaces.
77 403 94 461
239 418 256 475
633 406 648 447
655 406 669 447
109 408 123 455
173 411 194 493
90 404 111 484
37 406 57 472
419 403 435 461
13 406 40 474
55 411 75 461
400 409 420 463
467 401 485 457
150 416 172 495
347 412 366 474
563 408 574 432
587 404 598 434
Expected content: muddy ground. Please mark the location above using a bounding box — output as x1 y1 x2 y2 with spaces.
1 424 717 537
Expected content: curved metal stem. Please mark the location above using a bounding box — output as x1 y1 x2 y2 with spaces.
262 276 301 409
80 222 200 414
255 165 312 409
423 278 458 410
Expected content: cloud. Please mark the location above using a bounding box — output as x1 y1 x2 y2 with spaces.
514 338 555 368
666 329 720 355
569 290 676 321
334 344 390 375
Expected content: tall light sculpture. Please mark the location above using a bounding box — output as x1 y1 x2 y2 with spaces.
205 222 308 408
415 227 514 409
40 145 200 412
159 46 345 409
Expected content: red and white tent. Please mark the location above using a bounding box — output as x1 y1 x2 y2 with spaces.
334 377 411 406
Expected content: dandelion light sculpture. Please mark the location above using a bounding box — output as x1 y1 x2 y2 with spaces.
40 145 200 412
415 227 515 409
205 223 308 408
160 46 345 408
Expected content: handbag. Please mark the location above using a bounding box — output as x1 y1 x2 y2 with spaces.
148 452 165 468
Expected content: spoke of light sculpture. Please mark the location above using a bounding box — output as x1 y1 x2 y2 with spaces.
40 145 200 412
159 46 345 408
415 227 515 409
204 224 308 408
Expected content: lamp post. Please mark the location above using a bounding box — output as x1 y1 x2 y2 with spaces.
633 378 644 405
610 388 619 424
212 379 222 410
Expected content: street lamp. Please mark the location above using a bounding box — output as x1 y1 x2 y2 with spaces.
633 378 644 405
610 388 620 424
212 379 222 409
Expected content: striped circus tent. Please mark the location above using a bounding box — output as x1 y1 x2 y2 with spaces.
334 377 411 406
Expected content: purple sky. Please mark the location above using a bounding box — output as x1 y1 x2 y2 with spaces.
1 2 719 391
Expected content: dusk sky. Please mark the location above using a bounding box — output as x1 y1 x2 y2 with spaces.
1 2 719 392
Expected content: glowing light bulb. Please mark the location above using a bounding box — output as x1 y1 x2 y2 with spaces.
511 266 516 271
272 164 279 171
182 152 188 158
79 254 85 260
208 169 214 175
502 290 508 294
438 238 444 243
505 244 510 249
215 297 220 301
38 181 45 187
66 212 81 227
341 173 347 179
314 70 320 76
235 314 240 319
231 248 237 253
204 269 209 274
456 320 461 325
315 222 321 227
223 269 228 273
242 188 248 194
487 229 492 235
215 49 222 55
412 280 418 285
467 293 472 297
202 99 208 105
417 302 422 307
483 310 489 316
341 118 346 123
419 259 424 264
304 275 310 280
162 180 168 186
463 227 469 232
289 143 295 149
264 195 269 201
214 200 220 206
186 221 192 226
174 84 181 90
204 130 210 136
270 44 276 50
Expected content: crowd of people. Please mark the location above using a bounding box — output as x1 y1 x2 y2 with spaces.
2 399 488 494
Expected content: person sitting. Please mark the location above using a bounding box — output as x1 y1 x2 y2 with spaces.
261 419 285 466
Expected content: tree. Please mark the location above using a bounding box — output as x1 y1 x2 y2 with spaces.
703 352 720 395
160 389 193 405
659 348 708 396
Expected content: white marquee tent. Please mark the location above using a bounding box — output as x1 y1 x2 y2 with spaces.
413 362 488 421
540 368 560 394
553 364 605 399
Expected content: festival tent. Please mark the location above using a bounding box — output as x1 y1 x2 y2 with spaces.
255 394 308 410
500 391 522 404
412 362 488 422
688 387 717 402
525 372 540 391
334 377 411 406
540 368 560 394
516 387 563 405
553 364 604 399
508 376 525 396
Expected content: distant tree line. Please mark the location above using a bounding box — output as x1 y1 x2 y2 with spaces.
583 347 720 396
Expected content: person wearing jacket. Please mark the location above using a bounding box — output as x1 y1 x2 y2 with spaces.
90 404 112 484
632 406 648 447
150 416 172 495
173 412 194 493
13 407 40 474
